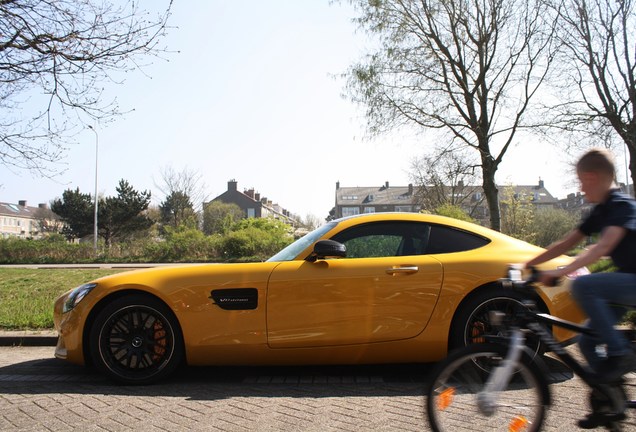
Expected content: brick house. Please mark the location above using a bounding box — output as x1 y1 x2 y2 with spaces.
332 179 560 224
332 181 418 219
208 180 297 225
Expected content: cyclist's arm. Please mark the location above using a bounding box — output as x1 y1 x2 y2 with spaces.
525 229 586 268
552 225 627 277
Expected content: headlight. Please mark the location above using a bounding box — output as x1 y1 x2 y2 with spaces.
63 283 97 313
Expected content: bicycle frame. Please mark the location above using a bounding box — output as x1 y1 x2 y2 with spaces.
482 281 636 411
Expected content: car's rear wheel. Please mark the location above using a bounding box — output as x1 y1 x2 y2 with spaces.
89 294 183 385
450 288 544 357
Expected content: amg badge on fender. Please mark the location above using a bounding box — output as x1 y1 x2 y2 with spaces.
210 288 258 310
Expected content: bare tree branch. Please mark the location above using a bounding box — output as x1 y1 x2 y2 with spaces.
345 0 559 229
0 0 173 175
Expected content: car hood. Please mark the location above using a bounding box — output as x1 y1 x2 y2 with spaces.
83 262 282 302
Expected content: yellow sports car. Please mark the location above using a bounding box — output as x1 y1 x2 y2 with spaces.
53 213 584 384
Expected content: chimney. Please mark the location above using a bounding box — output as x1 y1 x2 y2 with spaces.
385 181 389 189
538 178 545 189
244 188 255 199
38 203 48 209
228 179 238 191
336 181 340 190
255 192 261 201
18 200 27 207
408 183 413 195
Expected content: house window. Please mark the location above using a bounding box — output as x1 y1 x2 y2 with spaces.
363 207 375 213
247 208 255 218
342 207 360 217
394 205 412 212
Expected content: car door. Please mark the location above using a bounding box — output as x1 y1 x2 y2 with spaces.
266 221 443 348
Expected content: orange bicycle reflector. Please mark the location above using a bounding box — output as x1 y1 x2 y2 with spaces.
436 387 455 410
508 415 529 432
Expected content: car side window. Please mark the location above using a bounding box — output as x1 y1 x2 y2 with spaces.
425 225 490 254
330 222 431 259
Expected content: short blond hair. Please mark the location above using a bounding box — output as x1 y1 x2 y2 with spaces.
576 148 616 178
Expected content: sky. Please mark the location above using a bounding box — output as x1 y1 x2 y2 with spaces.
1 1 630 219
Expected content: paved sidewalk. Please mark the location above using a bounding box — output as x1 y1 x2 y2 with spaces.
0 330 58 347
1 345 635 431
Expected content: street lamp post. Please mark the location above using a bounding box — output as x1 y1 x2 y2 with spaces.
88 125 99 254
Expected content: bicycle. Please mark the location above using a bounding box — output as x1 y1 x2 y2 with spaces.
425 267 636 432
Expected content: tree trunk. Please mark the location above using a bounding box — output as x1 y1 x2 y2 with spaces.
481 154 501 231
627 132 636 197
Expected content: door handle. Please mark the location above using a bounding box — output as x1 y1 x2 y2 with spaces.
386 266 419 275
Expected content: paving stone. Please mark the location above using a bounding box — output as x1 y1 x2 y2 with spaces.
0 346 635 431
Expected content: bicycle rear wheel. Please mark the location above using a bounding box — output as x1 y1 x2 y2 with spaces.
426 343 549 432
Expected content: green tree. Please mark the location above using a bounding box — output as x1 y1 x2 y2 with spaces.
50 188 94 241
160 191 197 230
98 180 153 247
345 0 558 230
155 166 208 229
531 208 578 248
499 186 536 243
202 201 244 235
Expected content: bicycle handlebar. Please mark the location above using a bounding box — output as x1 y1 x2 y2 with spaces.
500 265 541 292
501 265 563 289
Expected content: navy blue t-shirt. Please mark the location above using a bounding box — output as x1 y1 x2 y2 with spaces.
579 189 636 273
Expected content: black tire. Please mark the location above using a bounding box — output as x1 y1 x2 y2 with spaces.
89 294 184 385
426 343 549 432
450 288 544 356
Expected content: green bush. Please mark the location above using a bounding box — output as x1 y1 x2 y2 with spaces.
0 217 295 263
433 204 475 223
0 235 94 264
145 227 220 262
221 225 292 261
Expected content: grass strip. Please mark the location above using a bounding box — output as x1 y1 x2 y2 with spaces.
0 268 125 330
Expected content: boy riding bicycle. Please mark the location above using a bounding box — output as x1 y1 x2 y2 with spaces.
525 148 636 427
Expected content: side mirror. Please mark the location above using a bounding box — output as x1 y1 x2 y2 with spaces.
307 240 346 262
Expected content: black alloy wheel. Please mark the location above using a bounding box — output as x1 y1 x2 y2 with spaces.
90 294 183 385
451 289 544 358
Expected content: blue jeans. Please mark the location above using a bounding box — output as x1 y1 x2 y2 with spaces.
571 272 636 372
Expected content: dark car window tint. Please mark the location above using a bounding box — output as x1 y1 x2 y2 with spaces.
425 225 490 254
331 222 431 258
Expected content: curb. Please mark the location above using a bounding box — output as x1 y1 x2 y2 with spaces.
0 331 58 347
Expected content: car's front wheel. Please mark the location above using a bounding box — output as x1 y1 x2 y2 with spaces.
89 294 184 385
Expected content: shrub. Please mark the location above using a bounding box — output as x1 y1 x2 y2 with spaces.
220 219 293 261
433 204 475 223
0 236 94 264
146 227 220 262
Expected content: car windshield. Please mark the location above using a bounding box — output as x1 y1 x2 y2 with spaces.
267 222 337 262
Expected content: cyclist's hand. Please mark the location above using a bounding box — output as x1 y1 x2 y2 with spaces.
538 270 562 287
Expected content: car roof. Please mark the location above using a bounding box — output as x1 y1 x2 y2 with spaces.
330 212 530 246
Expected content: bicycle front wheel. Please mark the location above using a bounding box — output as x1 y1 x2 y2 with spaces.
426 343 549 432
